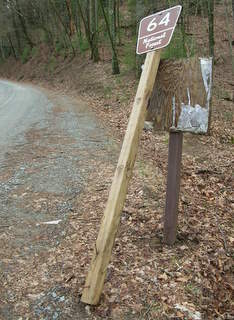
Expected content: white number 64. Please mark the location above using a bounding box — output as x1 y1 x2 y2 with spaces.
147 12 171 33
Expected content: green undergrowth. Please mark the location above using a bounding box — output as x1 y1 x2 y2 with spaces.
122 37 137 72
21 46 31 64
20 46 39 64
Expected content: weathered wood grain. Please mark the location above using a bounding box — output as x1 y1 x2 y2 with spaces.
147 57 209 131
81 50 161 305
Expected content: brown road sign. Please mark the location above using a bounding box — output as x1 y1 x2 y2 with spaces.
137 5 182 55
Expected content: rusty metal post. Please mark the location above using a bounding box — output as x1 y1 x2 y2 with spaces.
164 130 183 245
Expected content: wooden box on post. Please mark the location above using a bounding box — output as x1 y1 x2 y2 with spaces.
147 57 213 133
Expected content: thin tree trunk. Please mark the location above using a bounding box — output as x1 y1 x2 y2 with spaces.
7 34 17 59
116 0 121 45
109 0 118 71
99 0 120 74
49 0 75 56
77 0 93 57
91 0 99 61
180 0 187 57
136 0 145 78
15 0 34 48
65 0 76 36
207 0 214 57
12 13 21 56
76 1 83 38
224 0 234 71
0 40 6 60
86 0 90 32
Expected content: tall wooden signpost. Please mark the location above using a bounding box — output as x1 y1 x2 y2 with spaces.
81 6 182 305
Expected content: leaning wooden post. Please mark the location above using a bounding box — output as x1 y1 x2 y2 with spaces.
81 50 161 305
163 129 183 245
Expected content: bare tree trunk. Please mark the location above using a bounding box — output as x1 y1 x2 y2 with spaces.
99 0 120 74
0 40 6 60
91 0 99 61
207 0 214 57
77 0 93 57
180 0 187 57
109 0 118 71
136 0 145 78
12 13 21 57
65 0 76 36
116 0 121 45
86 0 90 31
15 0 34 49
224 0 234 71
76 4 82 38
7 34 17 59
49 0 75 56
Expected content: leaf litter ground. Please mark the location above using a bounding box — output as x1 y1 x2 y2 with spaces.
0 4 233 320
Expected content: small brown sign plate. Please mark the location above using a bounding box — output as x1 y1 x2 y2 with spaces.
137 5 182 55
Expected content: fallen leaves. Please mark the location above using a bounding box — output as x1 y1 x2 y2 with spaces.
0 5 233 319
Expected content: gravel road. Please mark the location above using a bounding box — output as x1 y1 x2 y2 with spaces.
0 80 117 319
0 80 50 149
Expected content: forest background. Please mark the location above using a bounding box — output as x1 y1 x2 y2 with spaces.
0 1 233 319
0 0 233 75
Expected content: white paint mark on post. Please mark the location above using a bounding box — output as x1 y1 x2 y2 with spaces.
187 88 191 106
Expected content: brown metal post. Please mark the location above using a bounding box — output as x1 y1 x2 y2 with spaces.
164 130 183 245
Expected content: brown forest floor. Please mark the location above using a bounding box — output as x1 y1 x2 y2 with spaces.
0 4 233 320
